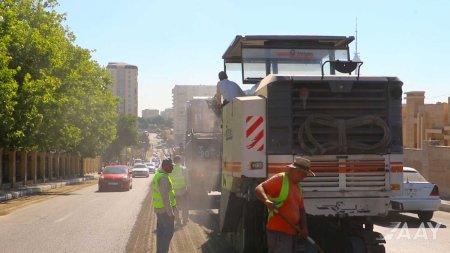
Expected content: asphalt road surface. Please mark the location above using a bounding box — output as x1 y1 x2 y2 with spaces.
0 174 235 253
1 173 449 253
375 211 450 253
0 176 151 253
126 185 235 253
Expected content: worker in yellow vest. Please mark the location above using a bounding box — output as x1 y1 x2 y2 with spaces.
170 155 189 225
255 156 315 253
153 158 178 253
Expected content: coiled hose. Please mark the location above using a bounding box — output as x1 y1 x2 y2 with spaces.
298 114 391 155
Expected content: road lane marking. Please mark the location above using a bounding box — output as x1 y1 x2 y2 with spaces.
55 212 73 223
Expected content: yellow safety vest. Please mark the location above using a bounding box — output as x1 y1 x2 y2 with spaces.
170 164 187 190
153 171 176 208
267 172 303 221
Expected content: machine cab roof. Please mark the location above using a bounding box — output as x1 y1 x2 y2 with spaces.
222 35 356 84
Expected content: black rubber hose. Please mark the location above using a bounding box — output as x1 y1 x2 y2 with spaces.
298 114 391 155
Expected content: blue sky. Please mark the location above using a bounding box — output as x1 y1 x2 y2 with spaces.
57 0 450 114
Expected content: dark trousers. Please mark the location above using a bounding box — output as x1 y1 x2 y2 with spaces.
176 194 189 223
156 212 174 253
267 230 306 253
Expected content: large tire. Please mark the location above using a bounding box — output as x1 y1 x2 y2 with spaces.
243 201 266 253
364 222 374 231
234 212 245 253
343 236 366 253
417 211 433 222
233 201 266 253
366 245 385 253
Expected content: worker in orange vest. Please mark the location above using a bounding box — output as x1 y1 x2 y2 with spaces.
255 156 315 253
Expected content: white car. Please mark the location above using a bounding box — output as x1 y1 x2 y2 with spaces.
145 163 156 174
152 157 160 166
132 163 150 178
390 167 441 221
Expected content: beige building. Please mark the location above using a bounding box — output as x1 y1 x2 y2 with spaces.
161 108 174 120
172 85 216 144
403 91 450 197
107 62 138 116
142 109 159 119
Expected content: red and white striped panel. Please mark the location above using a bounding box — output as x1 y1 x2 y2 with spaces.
246 116 264 152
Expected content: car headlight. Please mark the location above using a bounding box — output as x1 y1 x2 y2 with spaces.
122 176 129 181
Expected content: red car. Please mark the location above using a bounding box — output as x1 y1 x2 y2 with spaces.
98 165 133 191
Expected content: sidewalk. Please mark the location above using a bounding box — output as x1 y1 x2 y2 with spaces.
0 174 98 202
439 198 450 212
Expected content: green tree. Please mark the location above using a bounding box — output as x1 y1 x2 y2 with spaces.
137 116 173 131
0 40 18 145
137 117 150 130
0 0 118 156
1 0 67 150
103 115 138 162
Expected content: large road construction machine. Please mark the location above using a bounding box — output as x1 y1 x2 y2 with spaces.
184 97 222 203
218 35 404 253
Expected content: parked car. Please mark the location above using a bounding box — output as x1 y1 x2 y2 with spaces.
132 163 150 177
99 165 133 191
145 163 156 173
390 167 441 221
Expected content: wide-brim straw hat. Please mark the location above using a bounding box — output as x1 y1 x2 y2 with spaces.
286 157 315 176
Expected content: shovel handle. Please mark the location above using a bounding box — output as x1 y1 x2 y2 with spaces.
273 209 325 253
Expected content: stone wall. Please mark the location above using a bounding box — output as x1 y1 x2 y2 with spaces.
404 141 450 198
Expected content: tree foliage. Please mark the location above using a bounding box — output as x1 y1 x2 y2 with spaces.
103 114 138 162
138 116 173 130
0 0 118 156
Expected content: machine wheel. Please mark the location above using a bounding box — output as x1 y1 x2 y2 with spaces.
343 236 366 253
364 222 374 231
417 211 433 222
243 201 266 253
234 213 245 253
232 201 266 253
366 245 385 253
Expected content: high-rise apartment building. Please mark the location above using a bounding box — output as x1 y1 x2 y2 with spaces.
106 62 138 116
161 108 173 120
142 109 159 119
172 85 216 144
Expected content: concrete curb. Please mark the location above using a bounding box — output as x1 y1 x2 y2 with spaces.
0 175 97 202
439 200 450 212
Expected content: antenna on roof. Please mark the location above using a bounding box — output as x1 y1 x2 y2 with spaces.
352 17 362 76
352 17 361 62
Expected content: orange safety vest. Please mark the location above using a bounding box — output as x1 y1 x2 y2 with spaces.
267 172 303 222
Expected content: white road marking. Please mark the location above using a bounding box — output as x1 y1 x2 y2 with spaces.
55 212 73 223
